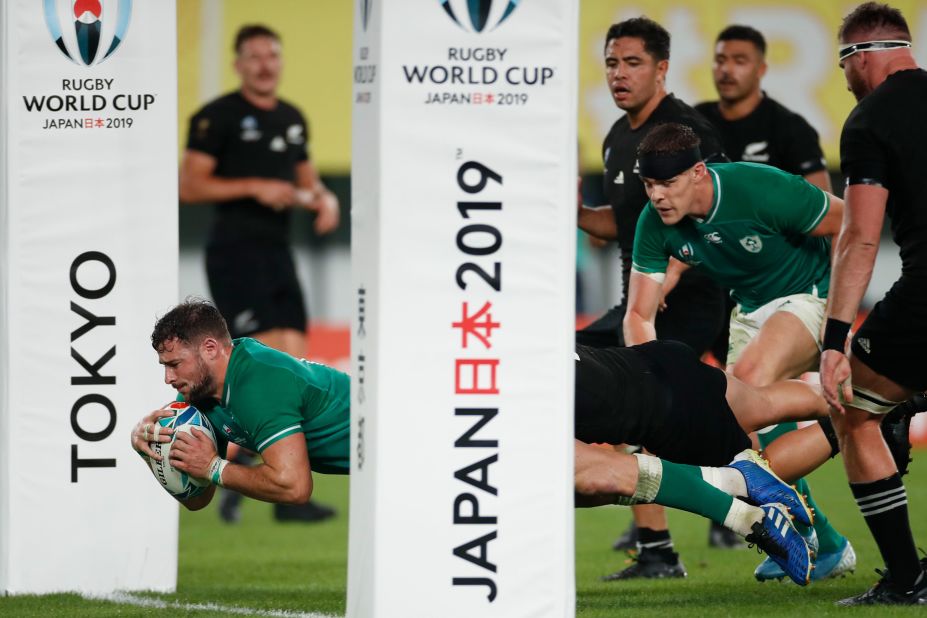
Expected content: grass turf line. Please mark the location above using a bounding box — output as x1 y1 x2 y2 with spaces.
1 453 926 616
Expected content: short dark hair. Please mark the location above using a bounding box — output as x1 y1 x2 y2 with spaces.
234 24 281 54
605 17 670 61
717 25 767 55
638 123 701 157
151 299 231 352
839 2 910 42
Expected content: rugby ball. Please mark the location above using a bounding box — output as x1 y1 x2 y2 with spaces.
147 402 217 500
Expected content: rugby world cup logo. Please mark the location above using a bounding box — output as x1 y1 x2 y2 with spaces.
439 0 521 33
44 0 132 66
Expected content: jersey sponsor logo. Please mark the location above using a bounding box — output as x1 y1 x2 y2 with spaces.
613 171 624 185
632 159 640 174
240 116 261 141
44 0 132 67
742 141 770 163
270 136 287 152
286 124 305 144
739 235 763 253
703 231 722 244
858 337 871 354
439 0 521 33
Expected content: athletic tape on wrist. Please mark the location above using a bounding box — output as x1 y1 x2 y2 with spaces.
208 456 228 486
631 453 663 503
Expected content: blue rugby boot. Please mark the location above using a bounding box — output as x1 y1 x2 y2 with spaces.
728 449 813 527
745 503 813 586
755 526 818 582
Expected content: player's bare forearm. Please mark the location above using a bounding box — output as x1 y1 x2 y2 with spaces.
577 206 617 240
219 461 313 505
828 231 877 322
623 311 657 346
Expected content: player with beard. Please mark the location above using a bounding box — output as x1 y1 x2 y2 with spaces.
578 16 733 580
180 24 340 524
694 24 853 583
130 301 817 585
820 2 927 605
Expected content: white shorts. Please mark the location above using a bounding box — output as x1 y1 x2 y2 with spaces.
727 293 826 366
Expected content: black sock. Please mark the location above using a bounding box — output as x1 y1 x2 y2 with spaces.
850 474 921 590
637 527 675 558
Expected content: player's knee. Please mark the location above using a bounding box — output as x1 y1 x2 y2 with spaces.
730 360 774 387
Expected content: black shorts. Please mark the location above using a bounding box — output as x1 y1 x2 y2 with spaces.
852 275 927 391
576 271 726 353
206 243 307 338
575 340 750 466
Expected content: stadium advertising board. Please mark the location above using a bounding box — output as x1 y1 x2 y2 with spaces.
0 0 179 594
349 0 577 616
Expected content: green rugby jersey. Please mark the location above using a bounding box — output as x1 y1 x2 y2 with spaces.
200 338 350 474
632 162 831 312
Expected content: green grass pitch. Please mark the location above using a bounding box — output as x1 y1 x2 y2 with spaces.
2 452 926 617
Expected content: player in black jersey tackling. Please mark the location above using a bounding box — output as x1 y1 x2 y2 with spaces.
820 2 927 606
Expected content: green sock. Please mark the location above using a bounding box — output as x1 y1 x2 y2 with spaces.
758 423 845 553
799 479 845 553
652 459 733 526
757 421 798 447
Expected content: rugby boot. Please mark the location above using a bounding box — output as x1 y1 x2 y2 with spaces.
611 521 639 552
836 567 927 606
753 526 824 582
728 449 813 527
745 503 813 586
601 549 687 581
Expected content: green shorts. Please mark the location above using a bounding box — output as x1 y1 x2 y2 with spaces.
727 293 826 366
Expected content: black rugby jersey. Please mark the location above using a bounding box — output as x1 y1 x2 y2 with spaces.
186 91 310 246
602 94 726 295
841 69 927 277
695 94 826 176
574 342 663 447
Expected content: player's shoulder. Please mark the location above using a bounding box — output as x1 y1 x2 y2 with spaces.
854 68 927 122
274 97 308 121
711 161 795 186
761 96 816 130
693 100 720 119
656 94 723 148
194 91 245 118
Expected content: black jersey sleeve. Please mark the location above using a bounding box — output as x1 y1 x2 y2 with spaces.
784 112 827 175
186 102 230 158
840 106 889 187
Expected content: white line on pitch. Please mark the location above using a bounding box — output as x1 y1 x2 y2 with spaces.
83 591 342 618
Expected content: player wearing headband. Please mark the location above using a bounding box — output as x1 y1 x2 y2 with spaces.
820 2 927 606
625 122 845 384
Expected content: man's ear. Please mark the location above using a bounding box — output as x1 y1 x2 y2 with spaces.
200 336 220 360
692 161 708 181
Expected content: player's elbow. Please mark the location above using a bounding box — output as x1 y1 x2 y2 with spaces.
279 473 313 504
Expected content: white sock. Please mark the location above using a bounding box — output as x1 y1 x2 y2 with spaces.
724 499 764 538
700 466 748 497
